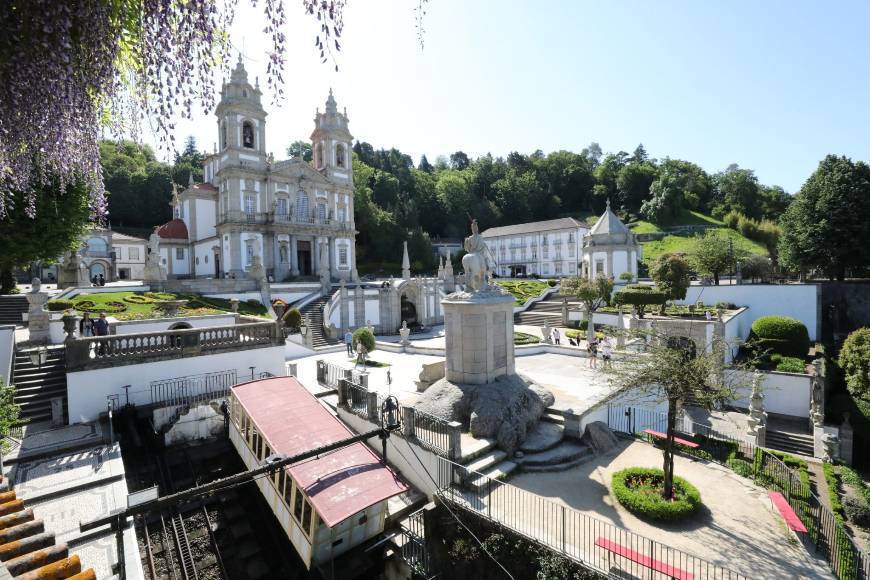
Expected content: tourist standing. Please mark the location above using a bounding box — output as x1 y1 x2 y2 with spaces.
552 328 561 345
345 331 353 357
587 336 598 369
601 336 613 369
94 312 109 336
98 273 105 286
79 313 94 337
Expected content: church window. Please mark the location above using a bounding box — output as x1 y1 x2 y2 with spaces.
339 246 348 266
336 144 346 168
296 190 310 222
221 122 227 149
176 248 184 260
245 194 256 216
243 89 248 98
338 207 346 222
204 255 209 264
317 203 327 223
276 197 288 217
242 121 255 149
246 242 254 265
315 144 324 168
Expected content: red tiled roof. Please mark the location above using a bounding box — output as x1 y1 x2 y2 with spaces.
192 182 218 192
232 377 409 528
156 219 188 239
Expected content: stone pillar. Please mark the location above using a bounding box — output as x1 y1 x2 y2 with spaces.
432 279 441 322
839 413 853 465
402 406 416 438
746 371 767 447
339 281 349 334
354 284 365 330
447 421 462 460
25 279 50 343
290 235 299 276
442 291 515 384
318 240 331 294
561 298 569 326
401 241 411 279
616 306 625 349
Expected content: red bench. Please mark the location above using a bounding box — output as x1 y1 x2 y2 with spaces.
768 491 808 533
642 429 700 449
595 537 694 580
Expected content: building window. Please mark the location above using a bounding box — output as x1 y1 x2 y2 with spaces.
339 246 348 266
195 257 200 265
555 262 562 275
276 197 288 217
245 194 256 215
246 242 254 265
595 259 605 275
296 190 309 221
128 247 140 261
242 121 255 149
205 255 209 264
317 203 327 223
336 144 346 168
176 247 184 260
569 243 576 257
315 144 324 168
338 207 346 222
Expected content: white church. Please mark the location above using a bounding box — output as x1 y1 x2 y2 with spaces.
155 56 358 282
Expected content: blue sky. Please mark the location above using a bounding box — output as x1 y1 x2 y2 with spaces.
158 0 870 193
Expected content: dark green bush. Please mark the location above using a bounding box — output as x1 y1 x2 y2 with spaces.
47 299 74 311
839 328 870 402
613 287 667 318
843 496 870 527
770 354 807 374
246 298 261 306
611 467 702 521
750 315 810 358
513 332 541 345
122 294 153 304
283 307 302 329
823 463 845 519
352 326 376 352
715 301 738 309
547 279 557 287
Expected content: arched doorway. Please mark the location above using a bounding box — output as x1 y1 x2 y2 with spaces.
400 294 418 326
89 262 106 282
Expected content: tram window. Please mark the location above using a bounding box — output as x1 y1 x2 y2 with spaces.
302 499 312 532
263 443 271 461
294 485 304 521
283 473 293 507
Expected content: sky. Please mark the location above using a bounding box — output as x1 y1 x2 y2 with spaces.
153 0 870 193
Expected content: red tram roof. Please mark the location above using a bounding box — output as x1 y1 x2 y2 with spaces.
232 376 409 527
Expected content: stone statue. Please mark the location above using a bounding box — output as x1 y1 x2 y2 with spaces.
26 278 50 342
250 254 276 319
399 320 411 346
30 277 41 294
144 228 167 282
461 219 491 292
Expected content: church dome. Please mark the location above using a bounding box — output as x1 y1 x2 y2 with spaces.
156 219 189 240
589 200 630 236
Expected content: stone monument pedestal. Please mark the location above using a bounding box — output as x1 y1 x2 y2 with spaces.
443 290 515 385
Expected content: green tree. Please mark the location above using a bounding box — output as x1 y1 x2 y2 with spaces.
417 154 434 173
436 171 474 237
778 155 870 280
758 184 791 220
642 158 712 222
592 152 627 212
407 228 436 272
649 254 691 313
172 136 205 189
607 331 737 500
450 151 470 170
561 274 614 344
714 164 761 219
691 230 741 285
0 379 21 445
100 140 173 230
839 328 870 403
617 161 658 215
739 254 771 283
0 179 91 293
286 140 313 162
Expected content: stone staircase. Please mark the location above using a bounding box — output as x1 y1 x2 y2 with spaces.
12 346 68 425
0 477 96 578
766 429 815 457
298 295 340 349
0 296 28 326
513 293 580 327
459 421 594 490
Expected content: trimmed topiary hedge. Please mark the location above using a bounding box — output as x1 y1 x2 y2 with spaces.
513 332 541 345
613 287 667 318
122 294 153 304
46 299 74 312
770 354 806 374
612 467 702 521
352 326 376 353
74 299 127 313
283 307 302 329
750 315 809 358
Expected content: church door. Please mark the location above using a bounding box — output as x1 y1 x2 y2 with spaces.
297 241 312 276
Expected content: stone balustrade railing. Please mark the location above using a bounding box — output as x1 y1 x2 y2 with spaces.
65 320 282 372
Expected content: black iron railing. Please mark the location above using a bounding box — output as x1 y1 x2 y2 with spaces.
150 369 238 408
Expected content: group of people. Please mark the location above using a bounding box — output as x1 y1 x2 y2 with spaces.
91 273 105 286
79 312 110 337
585 334 614 369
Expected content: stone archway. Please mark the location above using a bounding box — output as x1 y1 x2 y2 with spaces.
400 294 418 326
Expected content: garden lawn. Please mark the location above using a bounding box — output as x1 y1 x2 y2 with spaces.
495 280 551 306
48 291 268 321
641 228 767 265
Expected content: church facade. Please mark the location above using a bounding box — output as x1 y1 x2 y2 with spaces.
157 57 358 282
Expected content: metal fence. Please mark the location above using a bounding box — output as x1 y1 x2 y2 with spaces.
397 507 430 577
342 379 371 418
317 360 367 389
607 404 869 580
407 407 453 457
150 369 238 408
432 455 747 580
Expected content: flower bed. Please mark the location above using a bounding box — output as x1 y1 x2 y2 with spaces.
74 299 127 313
612 467 702 521
513 332 540 345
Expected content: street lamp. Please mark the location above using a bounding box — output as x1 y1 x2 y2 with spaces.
28 346 48 368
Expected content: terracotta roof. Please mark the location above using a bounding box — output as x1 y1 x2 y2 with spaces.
156 219 189 240
232 377 409 528
482 217 587 238
191 182 218 192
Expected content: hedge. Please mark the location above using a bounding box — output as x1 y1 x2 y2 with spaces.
74 299 127 313
770 354 807 374
838 328 870 402
46 299 74 312
611 467 702 521
283 307 302 329
750 315 810 358
613 287 667 318
352 327 376 353
513 332 540 345
122 294 153 304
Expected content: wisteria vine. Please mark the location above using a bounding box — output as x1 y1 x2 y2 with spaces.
0 0 346 220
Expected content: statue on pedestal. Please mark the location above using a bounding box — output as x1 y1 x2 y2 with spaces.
746 371 767 444
461 220 492 292
26 278 50 342
399 320 411 346
144 229 167 282
250 254 276 319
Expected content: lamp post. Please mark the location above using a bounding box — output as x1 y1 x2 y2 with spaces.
379 395 401 459
28 346 48 368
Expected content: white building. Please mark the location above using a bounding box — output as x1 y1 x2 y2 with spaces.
155 56 357 281
111 232 147 280
482 218 589 278
581 200 641 283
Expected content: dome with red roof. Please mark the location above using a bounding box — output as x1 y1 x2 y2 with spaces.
156 219 189 240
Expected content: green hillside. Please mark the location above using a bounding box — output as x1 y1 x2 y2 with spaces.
630 210 768 265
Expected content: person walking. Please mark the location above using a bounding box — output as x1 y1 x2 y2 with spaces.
79 313 94 337
94 312 110 355
344 331 353 357
587 336 598 369
552 328 560 345
601 336 613 369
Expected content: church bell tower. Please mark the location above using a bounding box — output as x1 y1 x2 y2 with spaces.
310 89 353 184
215 55 268 165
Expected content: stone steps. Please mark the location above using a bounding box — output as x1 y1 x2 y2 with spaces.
519 422 565 454
765 430 814 457
466 461 518 491
516 441 593 472
12 348 68 424
464 449 507 474
0 296 28 326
